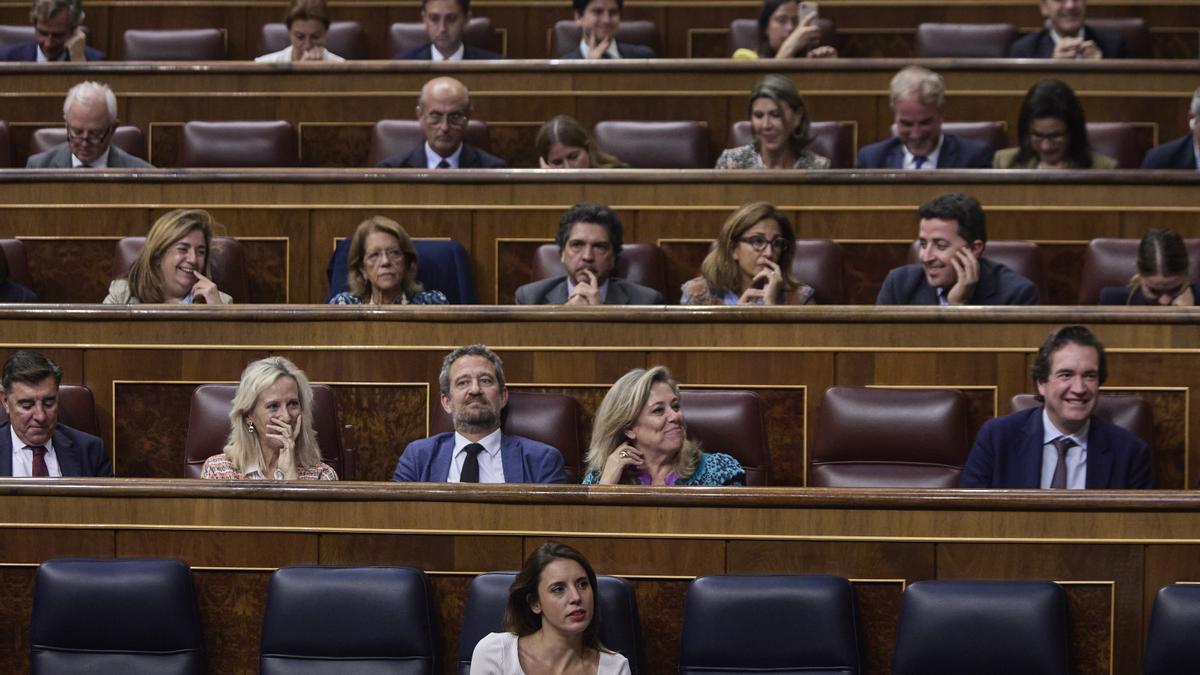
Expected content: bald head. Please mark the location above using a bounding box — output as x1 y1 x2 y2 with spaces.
416 76 473 158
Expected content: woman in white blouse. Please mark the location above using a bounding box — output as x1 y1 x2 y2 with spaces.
255 0 345 62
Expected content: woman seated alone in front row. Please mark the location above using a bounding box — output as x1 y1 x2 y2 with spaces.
103 208 232 305
328 216 447 305
536 115 628 169
1099 228 1198 306
582 366 745 486
255 0 345 62
202 356 338 480
471 542 630 675
993 79 1117 170
716 74 830 170
681 201 814 305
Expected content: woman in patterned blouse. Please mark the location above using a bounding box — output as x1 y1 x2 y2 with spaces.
715 74 830 171
328 216 448 305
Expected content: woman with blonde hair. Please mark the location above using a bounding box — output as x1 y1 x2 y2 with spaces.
328 216 447 305
535 115 628 169
103 208 232 304
716 75 830 170
583 366 744 486
201 356 338 480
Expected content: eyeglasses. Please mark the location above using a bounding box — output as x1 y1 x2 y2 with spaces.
738 235 791 254
421 110 469 127
66 125 113 145
365 249 405 265
1029 130 1067 145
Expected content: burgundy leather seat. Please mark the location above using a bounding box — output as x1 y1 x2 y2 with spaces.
725 17 838 56
594 121 710 169
367 119 492 167
1087 122 1150 169
907 239 1044 299
0 383 99 437
792 239 846 304
389 17 501 56
551 19 658 57
122 28 226 60
111 236 253 303
530 242 668 302
1077 238 1200 304
177 121 298 168
679 389 769 485
0 238 33 288
31 126 148 162
727 120 854 169
914 23 1017 58
258 21 367 60
942 121 1007 155
809 386 970 487
1010 394 1154 449
1088 17 1152 58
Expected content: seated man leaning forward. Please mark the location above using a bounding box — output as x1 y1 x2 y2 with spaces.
0 0 103 62
392 345 566 483
27 81 153 169
1141 86 1200 170
0 350 112 477
394 0 501 59
514 203 664 305
378 76 507 169
960 325 1153 489
559 0 655 59
876 192 1039 306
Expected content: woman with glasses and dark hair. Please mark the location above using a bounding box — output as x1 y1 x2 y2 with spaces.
993 79 1117 170
328 216 447 305
680 201 814 305
716 74 830 170
470 541 630 675
1098 229 1198 305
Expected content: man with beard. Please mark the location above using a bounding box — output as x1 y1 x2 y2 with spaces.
392 344 566 483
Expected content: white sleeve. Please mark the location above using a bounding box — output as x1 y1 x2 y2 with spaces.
469 632 508 675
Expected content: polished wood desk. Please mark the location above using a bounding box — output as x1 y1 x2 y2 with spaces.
1 481 1198 674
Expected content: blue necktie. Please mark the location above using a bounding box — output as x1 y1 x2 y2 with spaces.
913 156 927 169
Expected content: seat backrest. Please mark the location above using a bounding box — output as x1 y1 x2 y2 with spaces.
457 572 646 675
325 237 478 304
551 19 658 57
1 238 32 288
1143 584 1200 675
184 383 346 478
367 119 493 167
530 242 669 302
1087 122 1149 169
31 558 206 673
791 239 846 304
726 120 854 169
122 28 226 60
261 566 437 675
810 386 969 488
0 24 34 48
1010 393 1154 449
725 17 837 56
679 574 863 675
111 236 253 303
679 389 769 485
0 383 99 437
389 17 500 56
429 390 583 482
891 580 1070 674
1088 17 1152 58
942 121 1007 154
1078 238 1200 304
258 21 367 60
914 22 1017 57
0 120 11 168
906 239 1044 297
31 125 148 162
593 121 710 169
178 121 298 168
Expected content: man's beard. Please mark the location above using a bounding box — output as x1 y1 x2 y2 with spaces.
453 406 499 434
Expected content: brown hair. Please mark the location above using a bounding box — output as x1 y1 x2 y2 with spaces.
749 74 813 158
124 209 217 304
345 216 424 302
503 541 606 652
535 115 627 168
1132 228 1190 286
699 201 799 296
285 0 330 29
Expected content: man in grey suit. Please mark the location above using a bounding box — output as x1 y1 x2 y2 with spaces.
515 203 664 305
26 81 153 169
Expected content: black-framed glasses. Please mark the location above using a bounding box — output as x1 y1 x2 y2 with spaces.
66 124 113 145
1029 130 1067 145
421 110 469 127
738 235 790 254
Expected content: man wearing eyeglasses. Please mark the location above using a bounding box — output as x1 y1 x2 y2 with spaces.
26 81 153 169
877 192 1039 306
378 76 507 169
0 0 103 62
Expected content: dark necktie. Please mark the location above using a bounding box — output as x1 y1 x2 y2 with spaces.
460 443 483 483
436 159 451 169
1049 437 1076 489
31 446 49 477
912 155 927 169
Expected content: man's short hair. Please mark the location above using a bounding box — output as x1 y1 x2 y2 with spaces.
63 81 117 123
438 344 506 395
30 0 83 25
889 65 944 109
422 0 469 11
573 0 621 15
917 192 987 244
1031 325 1108 389
2 350 63 394
555 203 624 257
1190 86 1200 119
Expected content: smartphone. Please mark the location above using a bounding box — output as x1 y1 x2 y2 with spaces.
798 1 819 24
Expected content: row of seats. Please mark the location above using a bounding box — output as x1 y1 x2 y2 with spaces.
30 557 1200 674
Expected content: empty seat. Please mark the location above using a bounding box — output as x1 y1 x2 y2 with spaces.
792 239 846 303
389 17 501 57
184 383 349 479
679 389 770 485
679 574 863 674
594 121 710 169
907 239 1044 298
177 121 298 168
891 580 1070 675
258 21 367 60
1087 122 1150 169
915 23 1018 58
458 572 646 675
31 558 206 673
942 121 1007 154
1 238 32 288
367 119 493 167
31 125 148 162
122 28 226 60
551 19 658 58
809 386 970 487
325 237 478 304
111 236 252 303
726 120 854 168
261 566 437 674
1010 393 1154 449
531 242 669 302
1077 238 1200 303
726 17 838 56
1143 583 1200 675
1088 17 1152 58
0 383 100 437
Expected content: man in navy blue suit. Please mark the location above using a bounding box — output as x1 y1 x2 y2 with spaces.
0 0 104 62
960 325 1152 489
1142 87 1199 170
377 76 507 168
856 66 992 170
393 0 501 60
558 0 655 58
0 350 111 477
1007 0 1126 59
392 345 566 483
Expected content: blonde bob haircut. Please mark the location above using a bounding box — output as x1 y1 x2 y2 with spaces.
223 356 322 471
585 366 701 483
699 201 799 296
345 215 425 302
124 208 218 304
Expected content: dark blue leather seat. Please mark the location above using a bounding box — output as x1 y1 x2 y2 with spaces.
1142 584 1200 675
678 574 864 675
326 237 477 304
891 580 1070 675
31 558 206 675
260 566 438 675
457 571 645 675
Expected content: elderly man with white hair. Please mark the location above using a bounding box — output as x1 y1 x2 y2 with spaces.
1141 87 1200 170
26 81 153 168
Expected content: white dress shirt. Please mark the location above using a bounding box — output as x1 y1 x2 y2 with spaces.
902 135 944 169
71 147 111 168
431 43 465 61
9 426 62 477
1040 408 1089 489
577 38 621 59
447 428 504 483
424 142 464 168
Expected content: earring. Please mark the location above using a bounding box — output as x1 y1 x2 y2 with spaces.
246 421 256 433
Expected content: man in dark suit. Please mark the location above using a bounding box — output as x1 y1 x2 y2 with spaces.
1142 87 1199 170
393 345 566 483
27 81 153 169
0 0 104 62
856 66 992 169
392 0 501 60
515 203 664 305
377 76 507 168
877 193 1039 306
961 325 1152 489
558 0 655 58
0 350 111 477
1007 0 1127 59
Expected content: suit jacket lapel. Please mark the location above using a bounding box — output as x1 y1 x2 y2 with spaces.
885 142 904 169
459 144 479 168
546 279 569 304
605 279 631 305
1084 419 1112 488
1019 410 1045 488
916 280 940 304
0 423 12 476
53 428 83 477
432 435 455 481
939 136 958 168
499 434 522 483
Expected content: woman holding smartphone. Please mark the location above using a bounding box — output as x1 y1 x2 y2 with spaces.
735 0 836 59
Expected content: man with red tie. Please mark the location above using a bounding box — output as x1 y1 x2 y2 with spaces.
0 350 111 477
